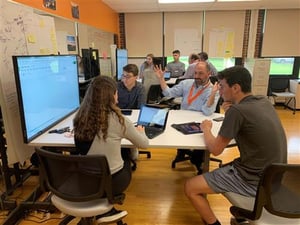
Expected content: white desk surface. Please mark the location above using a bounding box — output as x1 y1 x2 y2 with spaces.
29 110 233 149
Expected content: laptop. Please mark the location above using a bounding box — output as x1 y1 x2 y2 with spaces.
164 71 171 81
137 105 169 139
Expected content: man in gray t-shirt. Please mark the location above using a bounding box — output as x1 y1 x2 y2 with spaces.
166 49 185 78
184 66 287 225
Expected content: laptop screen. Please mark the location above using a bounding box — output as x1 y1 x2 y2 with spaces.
137 105 169 129
164 71 171 80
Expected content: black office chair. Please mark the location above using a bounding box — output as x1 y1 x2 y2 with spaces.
147 84 164 104
35 147 127 225
224 163 300 225
269 78 296 114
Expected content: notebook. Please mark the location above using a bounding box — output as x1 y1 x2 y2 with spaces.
137 105 169 139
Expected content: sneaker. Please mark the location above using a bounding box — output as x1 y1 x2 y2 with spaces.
96 207 128 224
230 217 250 225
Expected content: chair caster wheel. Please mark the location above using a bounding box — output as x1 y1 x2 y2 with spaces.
132 164 137 171
171 161 176 168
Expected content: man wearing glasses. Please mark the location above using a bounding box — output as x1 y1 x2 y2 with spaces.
117 64 146 109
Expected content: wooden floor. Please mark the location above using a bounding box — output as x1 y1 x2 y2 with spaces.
0 106 299 225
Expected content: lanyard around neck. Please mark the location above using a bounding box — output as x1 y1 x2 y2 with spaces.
187 82 210 105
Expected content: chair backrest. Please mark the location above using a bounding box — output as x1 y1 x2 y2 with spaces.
147 84 163 103
142 69 160 99
35 147 113 202
259 163 300 218
230 163 300 220
268 78 290 95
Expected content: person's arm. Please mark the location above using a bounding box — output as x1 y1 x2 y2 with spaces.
124 117 149 149
200 119 231 156
206 82 219 107
154 65 168 91
201 85 220 116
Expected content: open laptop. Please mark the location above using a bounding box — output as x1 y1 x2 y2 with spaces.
137 105 169 139
164 71 171 81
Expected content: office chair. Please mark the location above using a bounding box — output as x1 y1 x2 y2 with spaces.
147 84 163 104
270 78 296 114
224 163 300 225
35 147 127 225
128 148 151 171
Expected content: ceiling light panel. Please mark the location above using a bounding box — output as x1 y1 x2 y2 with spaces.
159 0 215 3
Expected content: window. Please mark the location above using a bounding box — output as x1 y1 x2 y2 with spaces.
269 57 294 75
209 57 235 71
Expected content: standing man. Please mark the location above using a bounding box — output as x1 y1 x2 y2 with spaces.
166 50 186 78
154 61 219 174
117 64 146 109
184 66 287 225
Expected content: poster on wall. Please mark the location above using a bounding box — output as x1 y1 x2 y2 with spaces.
208 28 235 58
43 0 56 10
67 35 76 51
71 2 79 19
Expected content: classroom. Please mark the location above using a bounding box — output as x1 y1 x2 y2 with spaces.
0 0 299 225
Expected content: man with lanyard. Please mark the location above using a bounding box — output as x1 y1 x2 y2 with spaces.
154 61 219 174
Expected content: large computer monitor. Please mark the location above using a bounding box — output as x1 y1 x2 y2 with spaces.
81 48 100 80
12 54 80 143
116 48 128 81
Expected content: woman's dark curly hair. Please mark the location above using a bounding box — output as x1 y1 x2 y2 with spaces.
73 76 125 141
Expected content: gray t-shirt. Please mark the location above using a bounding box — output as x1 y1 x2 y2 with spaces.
166 61 185 78
219 95 287 185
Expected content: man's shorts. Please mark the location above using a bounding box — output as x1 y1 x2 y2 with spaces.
203 164 257 197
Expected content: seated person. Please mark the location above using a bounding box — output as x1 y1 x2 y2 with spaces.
154 61 219 174
73 76 149 224
117 64 147 163
179 53 200 79
198 51 218 77
117 64 146 109
184 66 287 225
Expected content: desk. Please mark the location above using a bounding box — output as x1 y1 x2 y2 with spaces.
30 110 235 173
29 110 232 149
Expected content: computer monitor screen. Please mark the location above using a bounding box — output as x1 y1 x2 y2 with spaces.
81 48 100 80
12 55 80 143
116 48 128 80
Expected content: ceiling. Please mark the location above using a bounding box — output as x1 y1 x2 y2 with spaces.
102 0 300 13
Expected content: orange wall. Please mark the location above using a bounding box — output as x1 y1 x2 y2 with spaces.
12 0 119 34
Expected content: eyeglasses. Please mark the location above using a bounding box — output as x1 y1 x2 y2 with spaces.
121 74 135 79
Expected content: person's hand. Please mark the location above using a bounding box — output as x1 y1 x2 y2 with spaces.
135 125 145 132
153 65 164 79
221 101 232 112
200 119 213 132
212 82 219 94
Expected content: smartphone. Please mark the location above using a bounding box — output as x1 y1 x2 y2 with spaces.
121 109 132 115
213 117 224 122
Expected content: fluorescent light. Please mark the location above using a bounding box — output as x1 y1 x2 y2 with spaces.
218 0 260 2
159 0 215 3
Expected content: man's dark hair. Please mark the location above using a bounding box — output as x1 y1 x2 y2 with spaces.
218 66 252 93
198 52 208 61
190 53 200 61
172 50 180 54
123 64 139 76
